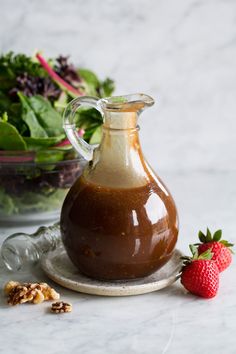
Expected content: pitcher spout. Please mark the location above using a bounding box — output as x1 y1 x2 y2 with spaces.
99 93 154 113
63 93 155 162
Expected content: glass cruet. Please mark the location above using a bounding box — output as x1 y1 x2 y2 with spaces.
1 223 61 271
61 93 179 281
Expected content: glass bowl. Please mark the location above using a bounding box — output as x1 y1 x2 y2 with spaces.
0 149 86 225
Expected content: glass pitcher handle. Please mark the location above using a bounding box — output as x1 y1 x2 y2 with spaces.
63 96 102 161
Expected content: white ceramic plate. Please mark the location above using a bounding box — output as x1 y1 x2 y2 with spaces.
41 247 183 297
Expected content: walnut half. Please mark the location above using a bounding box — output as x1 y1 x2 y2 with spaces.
51 301 72 313
4 281 20 295
4 281 60 306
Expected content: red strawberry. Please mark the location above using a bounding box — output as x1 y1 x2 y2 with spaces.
197 229 233 272
181 245 219 298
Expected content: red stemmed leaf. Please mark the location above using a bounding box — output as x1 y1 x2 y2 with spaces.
36 53 84 96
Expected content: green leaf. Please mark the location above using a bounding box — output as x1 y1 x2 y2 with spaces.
213 229 222 242
53 91 68 113
6 102 25 133
75 107 103 143
89 126 102 145
35 149 65 164
198 248 213 260
109 96 127 104
79 68 100 86
76 107 103 125
0 120 27 150
0 91 12 114
18 92 48 138
198 230 206 243
100 78 115 97
28 95 64 136
23 134 65 149
18 93 65 139
220 240 234 248
206 228 212 242
0 187 18 215
78 69 115 98
189 244 198 259
1 111 8 122
78 68 100 96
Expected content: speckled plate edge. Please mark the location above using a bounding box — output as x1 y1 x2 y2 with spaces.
41 249 183 297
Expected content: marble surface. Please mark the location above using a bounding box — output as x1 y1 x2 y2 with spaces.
0 0 236 353
0 171 236 354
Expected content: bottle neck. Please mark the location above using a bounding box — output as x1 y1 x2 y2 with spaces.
85 114 152 188
103 111 138 130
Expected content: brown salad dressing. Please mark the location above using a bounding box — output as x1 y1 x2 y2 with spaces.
61 177 178 280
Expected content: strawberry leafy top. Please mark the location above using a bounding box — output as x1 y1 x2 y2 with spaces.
181 244 213 266
198 228 234 249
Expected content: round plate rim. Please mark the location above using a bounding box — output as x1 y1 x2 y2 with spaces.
41 248 183 297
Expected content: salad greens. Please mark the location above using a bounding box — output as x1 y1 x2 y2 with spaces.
0 186 67 216
0 52 115 159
